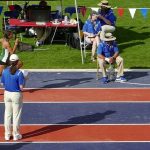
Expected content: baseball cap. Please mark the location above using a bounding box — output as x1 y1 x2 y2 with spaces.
9 54 19 61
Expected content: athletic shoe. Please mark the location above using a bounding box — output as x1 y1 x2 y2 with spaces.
91 56 96 62
36 41 43 47
101 77 109 84
115 76 127 82
13 134 22 141
5 135 11 141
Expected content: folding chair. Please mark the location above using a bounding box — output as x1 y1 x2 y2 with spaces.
82 34 92 58
3 10 24 41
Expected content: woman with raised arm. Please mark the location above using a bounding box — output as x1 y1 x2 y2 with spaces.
0 30 23 76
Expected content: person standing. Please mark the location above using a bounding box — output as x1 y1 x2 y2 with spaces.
0 30 23 76
1 54 25 141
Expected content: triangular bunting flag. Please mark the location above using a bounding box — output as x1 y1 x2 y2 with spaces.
0 6 3 15
140 8 148 18
79 6 87 17
118 8 124 17
90 7 99 12
129 8 136 19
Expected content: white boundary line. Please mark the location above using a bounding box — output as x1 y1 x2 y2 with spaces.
1 101 150 103
21 69 150 72
1 141 150 144
0 87 150 90
0 124 150 126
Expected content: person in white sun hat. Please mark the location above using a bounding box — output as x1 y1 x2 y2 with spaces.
97 33 126 84
1 54 25 141
97 0 116 40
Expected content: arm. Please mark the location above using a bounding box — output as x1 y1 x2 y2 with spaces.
98 54 105 61
109 51 119 64
98 14 112 25
5 38 19 54
97 43 105 61
18 71 26 91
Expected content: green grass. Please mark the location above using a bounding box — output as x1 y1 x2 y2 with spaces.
0 0 150 69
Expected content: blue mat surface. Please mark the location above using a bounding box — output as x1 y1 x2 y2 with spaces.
1 103 150 124
1 142 150 150
25 71 150 88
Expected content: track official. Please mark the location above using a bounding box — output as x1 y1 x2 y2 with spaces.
1 54 25 141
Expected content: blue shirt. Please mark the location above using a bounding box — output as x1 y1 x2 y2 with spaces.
97 41 119 57
1 67 25 92
98 9 116 26
82 19 101 35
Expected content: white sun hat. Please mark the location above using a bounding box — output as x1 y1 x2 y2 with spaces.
101 33 116 41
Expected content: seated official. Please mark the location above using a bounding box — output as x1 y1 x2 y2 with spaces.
34 0 52 46
97 33 126 84
82 11 101 61
97 0 116 40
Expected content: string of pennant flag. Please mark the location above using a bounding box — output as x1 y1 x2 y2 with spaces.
65 6 149 19
80 7 149 19
0 5 149 19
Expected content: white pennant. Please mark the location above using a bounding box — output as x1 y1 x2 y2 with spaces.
90 7 99 12
129 8 136 18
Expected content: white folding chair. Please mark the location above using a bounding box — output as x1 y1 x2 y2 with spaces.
82 34 92 58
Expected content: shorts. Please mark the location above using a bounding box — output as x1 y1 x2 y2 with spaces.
0 60 7 65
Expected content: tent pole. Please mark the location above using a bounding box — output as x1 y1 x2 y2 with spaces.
74 0 84 64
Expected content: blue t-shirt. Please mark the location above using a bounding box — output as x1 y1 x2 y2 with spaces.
82 19 101 35
1 67 25 92
97 41 119 57
98 9 116 26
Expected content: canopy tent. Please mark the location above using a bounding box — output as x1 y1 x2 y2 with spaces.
6 0 84 64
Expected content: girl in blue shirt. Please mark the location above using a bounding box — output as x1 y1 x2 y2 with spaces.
82 11 101 61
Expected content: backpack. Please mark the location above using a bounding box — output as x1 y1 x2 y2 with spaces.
70 32 83 50
17 42 34 52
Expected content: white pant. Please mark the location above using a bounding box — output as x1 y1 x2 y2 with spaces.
98 56 124 77
4 91 23 136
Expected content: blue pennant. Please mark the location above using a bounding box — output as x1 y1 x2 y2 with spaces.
140 8 148 18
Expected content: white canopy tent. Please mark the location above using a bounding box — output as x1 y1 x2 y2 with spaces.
6 0 84 64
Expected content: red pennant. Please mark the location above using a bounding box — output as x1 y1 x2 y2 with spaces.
80 6 87 17
118 8 124 17
9 5 15 11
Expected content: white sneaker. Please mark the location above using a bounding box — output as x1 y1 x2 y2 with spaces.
13 134 22 141
5 135 11 141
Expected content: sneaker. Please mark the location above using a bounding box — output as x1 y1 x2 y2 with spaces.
115 76 127 82
36 41 43 47
5 135 11 141
101 77 109 84
91 56 96 62
13 134 22 141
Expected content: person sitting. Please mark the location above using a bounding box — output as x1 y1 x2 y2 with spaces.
97 33 126 84
34 0 52 46
82 11 101 61
97 0 116 40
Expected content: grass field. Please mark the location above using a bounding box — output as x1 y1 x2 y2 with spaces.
0 0 150 69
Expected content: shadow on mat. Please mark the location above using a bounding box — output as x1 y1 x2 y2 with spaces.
23 110 116 139
42 77 93 88
0 142 30 150
125 71 149 80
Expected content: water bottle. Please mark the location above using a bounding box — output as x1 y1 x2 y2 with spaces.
64 15 68 24
108 64 115 81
